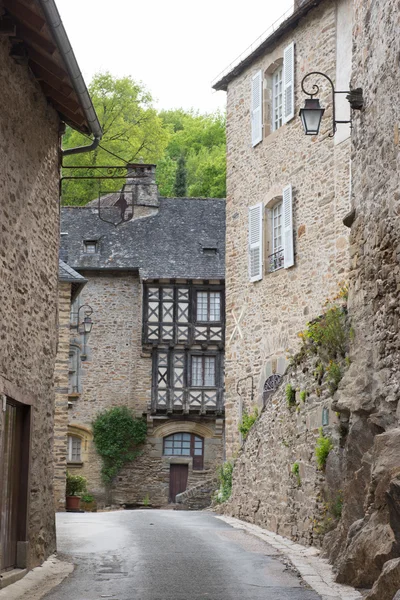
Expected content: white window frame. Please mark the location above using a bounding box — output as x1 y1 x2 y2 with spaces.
67 435 82 463
272 66 283 132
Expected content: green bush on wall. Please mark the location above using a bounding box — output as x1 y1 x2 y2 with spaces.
315 428 334 470
238 407 259 439
215 461 234 504
92 406 147 485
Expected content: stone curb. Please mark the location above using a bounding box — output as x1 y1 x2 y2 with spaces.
0 555 73 600
216 515 363 600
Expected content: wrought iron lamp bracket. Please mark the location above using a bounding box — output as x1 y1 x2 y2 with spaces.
75 304 93 330
236 374 255 404
301 71 364 137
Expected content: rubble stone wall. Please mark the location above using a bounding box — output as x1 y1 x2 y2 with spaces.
224 0 351 459
0 35 59 567
322 0 400 595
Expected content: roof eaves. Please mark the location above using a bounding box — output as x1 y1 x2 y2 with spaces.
212 0 323 91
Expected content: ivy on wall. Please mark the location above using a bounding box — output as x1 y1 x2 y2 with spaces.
92 406 147 485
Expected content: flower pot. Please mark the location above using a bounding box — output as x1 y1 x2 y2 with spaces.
66 495 81 510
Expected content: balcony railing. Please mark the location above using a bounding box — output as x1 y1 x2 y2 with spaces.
269 248 284 272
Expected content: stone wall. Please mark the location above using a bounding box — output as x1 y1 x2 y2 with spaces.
53 282 72 511
0 35 59 567
224 351 342 547
224 0 351 459
320 0 400 595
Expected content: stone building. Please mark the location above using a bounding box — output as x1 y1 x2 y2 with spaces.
212 0 352 458
0 0 101 580
56 166 225 509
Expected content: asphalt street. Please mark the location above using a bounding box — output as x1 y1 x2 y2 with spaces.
44 510 321 600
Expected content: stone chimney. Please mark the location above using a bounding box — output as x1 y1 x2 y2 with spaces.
125 163 159 208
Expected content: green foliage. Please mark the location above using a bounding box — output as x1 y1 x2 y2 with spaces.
299 390 307 403
215 461 234 504
286 384 296 408
143 493 150 507
158 109 226 198
66 472 87 496
62 72 170 204
81 493 94 503
238 406 259 439
315 428 334 470
329 490 343 519
326 360 342 395
174 155 187 196
92 406 147 485
291 462 301 486
313 361 325 384
304 306 348 362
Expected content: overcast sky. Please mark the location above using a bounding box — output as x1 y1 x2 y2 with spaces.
57 0 294 114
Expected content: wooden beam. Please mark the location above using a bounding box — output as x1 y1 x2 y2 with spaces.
15 22 56 55
40 81 81 114
3 0 46 33
29 60 74 98
49 99 87 129
26 46 68 81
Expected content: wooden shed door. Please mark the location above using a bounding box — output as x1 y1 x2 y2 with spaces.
0 400 30 572
169 464 188 503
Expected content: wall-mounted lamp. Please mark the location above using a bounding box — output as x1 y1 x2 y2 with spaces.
77 304 93 335
299 71 364 137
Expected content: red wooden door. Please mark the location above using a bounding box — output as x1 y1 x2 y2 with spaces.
0 400 30 572
169 464 188 503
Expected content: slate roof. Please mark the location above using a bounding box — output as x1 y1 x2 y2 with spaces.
60 198 225 280
58 259 87 301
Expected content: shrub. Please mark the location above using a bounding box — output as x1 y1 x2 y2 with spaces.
291 461 301 486
81 493 94 503
306 306 348 361
299 390 307 403
92 406 147 485
326 360 342 395
286 384 296 407
66 472 87 496
315 428 334 470
215 461 234 504
238 407 258 439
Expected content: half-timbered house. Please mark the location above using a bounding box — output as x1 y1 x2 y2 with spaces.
57 164 225 508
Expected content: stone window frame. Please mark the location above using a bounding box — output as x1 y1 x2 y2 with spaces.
67 434 82 462
66 425 92 468
264 195 284 274
264 58 284 138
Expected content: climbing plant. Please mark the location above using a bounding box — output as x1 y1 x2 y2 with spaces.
238 407 259 439
92 406 147 485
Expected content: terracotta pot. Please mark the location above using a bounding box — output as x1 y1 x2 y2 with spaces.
66 495 81 510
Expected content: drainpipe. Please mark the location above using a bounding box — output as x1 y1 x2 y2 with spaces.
38 0 102 156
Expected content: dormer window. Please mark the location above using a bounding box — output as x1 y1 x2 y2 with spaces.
84 240 98 254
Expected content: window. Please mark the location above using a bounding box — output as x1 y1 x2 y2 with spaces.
269 201 284 272
249 203 263 282
84 240 97 254
191 355 216 387
163 433 204 470
68 435 82 462
263 374 282 406
196 291 221 322
272 67 283 131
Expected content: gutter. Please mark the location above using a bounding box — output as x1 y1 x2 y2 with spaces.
38 0 102 155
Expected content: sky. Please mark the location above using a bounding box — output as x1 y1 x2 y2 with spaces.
57 0 294 114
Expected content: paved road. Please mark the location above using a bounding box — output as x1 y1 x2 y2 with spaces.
45 510 321 600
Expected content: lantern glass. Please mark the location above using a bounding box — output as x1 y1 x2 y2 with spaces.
83 316 93 334
299 98 325 135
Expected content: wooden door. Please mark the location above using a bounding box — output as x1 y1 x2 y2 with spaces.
0 400 30 572
169 464 188 503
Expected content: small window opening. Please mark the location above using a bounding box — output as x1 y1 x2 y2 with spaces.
84 240 98 254
202 247 218 256
263 374 282 406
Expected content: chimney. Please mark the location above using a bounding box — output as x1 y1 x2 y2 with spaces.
125 163 159 208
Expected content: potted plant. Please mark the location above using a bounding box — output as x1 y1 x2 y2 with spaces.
80 493 97 512
66 471 87 511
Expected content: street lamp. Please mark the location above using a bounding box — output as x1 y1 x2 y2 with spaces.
77 305 94 335
299 71 364 137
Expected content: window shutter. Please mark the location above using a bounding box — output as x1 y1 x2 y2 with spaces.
283 42 295 123
249 203 263 282
283 184 294 268
251 70 263 146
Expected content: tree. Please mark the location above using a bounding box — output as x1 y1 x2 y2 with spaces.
157 109 226 198
62 72 170 205
174 155 187 197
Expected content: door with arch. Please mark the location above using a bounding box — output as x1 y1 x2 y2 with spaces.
163 432 204 502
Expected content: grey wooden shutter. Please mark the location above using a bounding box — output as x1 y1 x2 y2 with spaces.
251 71 263 146
283 42 295 123
283 185 294 268
249 203 263 281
